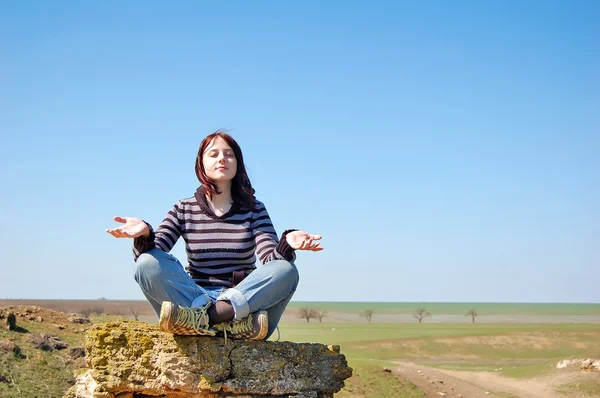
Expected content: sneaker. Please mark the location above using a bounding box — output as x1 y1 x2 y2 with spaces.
214 311 268 341
159 301 216 336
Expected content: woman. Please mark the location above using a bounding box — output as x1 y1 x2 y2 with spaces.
106 130 322 340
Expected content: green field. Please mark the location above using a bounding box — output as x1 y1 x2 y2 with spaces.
277 321 600 345
288 301 600 316
275 320 600 396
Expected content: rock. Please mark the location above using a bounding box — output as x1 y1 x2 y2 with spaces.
28 334 69 351
6 313 17 331
557 358 600 372
557 359 579 369
582 359 600 372
68 317 91 324
64 321 352 398
28 334 54 351
0 339 18 353
436 393 446 396
0 339 26 358
55 341 70 350
69 347 86 359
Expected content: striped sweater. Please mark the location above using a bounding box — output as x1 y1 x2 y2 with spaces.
133 188 295 287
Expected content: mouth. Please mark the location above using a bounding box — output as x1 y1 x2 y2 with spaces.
216 167 228 171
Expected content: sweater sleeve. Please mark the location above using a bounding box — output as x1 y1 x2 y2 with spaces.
132 202 183 261
251 201 296 264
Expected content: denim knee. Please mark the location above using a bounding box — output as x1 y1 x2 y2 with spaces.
270 260 300 291
134 252 161 284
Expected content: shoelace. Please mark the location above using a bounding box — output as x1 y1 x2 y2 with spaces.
175 305 210 333
215 313 255 344
228 314 254 335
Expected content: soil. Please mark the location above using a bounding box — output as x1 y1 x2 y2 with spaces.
393 361 600 397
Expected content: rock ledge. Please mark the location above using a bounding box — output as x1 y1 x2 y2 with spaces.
64 321 352 397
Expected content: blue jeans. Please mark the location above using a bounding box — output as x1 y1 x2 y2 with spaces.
134 249 299 339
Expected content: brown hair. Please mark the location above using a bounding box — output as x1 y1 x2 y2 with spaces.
195 130 256 209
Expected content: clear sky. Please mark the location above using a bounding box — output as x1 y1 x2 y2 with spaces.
1 1 598 303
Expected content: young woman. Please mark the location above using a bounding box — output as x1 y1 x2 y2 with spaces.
106 131 322 340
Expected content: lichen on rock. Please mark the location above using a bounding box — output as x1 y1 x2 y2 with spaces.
64 321 352 398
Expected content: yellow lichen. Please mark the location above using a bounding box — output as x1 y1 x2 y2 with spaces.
198 374 222 392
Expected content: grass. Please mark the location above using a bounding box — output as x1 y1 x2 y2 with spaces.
429 361 555 379
498 362 556 378
288 301 600 315
487 391 520 398
0 325 84 397
556 379 600 396
0 309 126 398
2 301 599 397
336 359 424 398
277 321 600 396
277 321 600 345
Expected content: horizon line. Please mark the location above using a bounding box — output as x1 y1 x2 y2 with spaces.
1 298 599 305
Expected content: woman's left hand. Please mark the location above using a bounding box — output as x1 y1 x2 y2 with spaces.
286 231 323 251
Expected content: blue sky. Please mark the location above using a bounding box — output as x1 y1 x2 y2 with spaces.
1 1 598 303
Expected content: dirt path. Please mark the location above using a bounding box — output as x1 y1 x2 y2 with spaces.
392 361 589 398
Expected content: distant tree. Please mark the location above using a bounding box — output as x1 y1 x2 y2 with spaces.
98 297 108 301
413 308 431 323
80 308 92 318
360 309 374 322
298 307 317 323
465 309 478 324
316 309 328 323
90 307 104 316
130 307 140 321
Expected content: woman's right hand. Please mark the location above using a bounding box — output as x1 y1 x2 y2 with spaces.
106 216 150 239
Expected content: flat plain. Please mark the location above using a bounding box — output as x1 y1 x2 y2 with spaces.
1 300 599 397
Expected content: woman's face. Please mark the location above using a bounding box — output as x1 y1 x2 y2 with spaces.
202 137 237 182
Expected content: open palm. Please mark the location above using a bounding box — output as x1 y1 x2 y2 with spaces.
286 231 323 251
105 216 149 238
